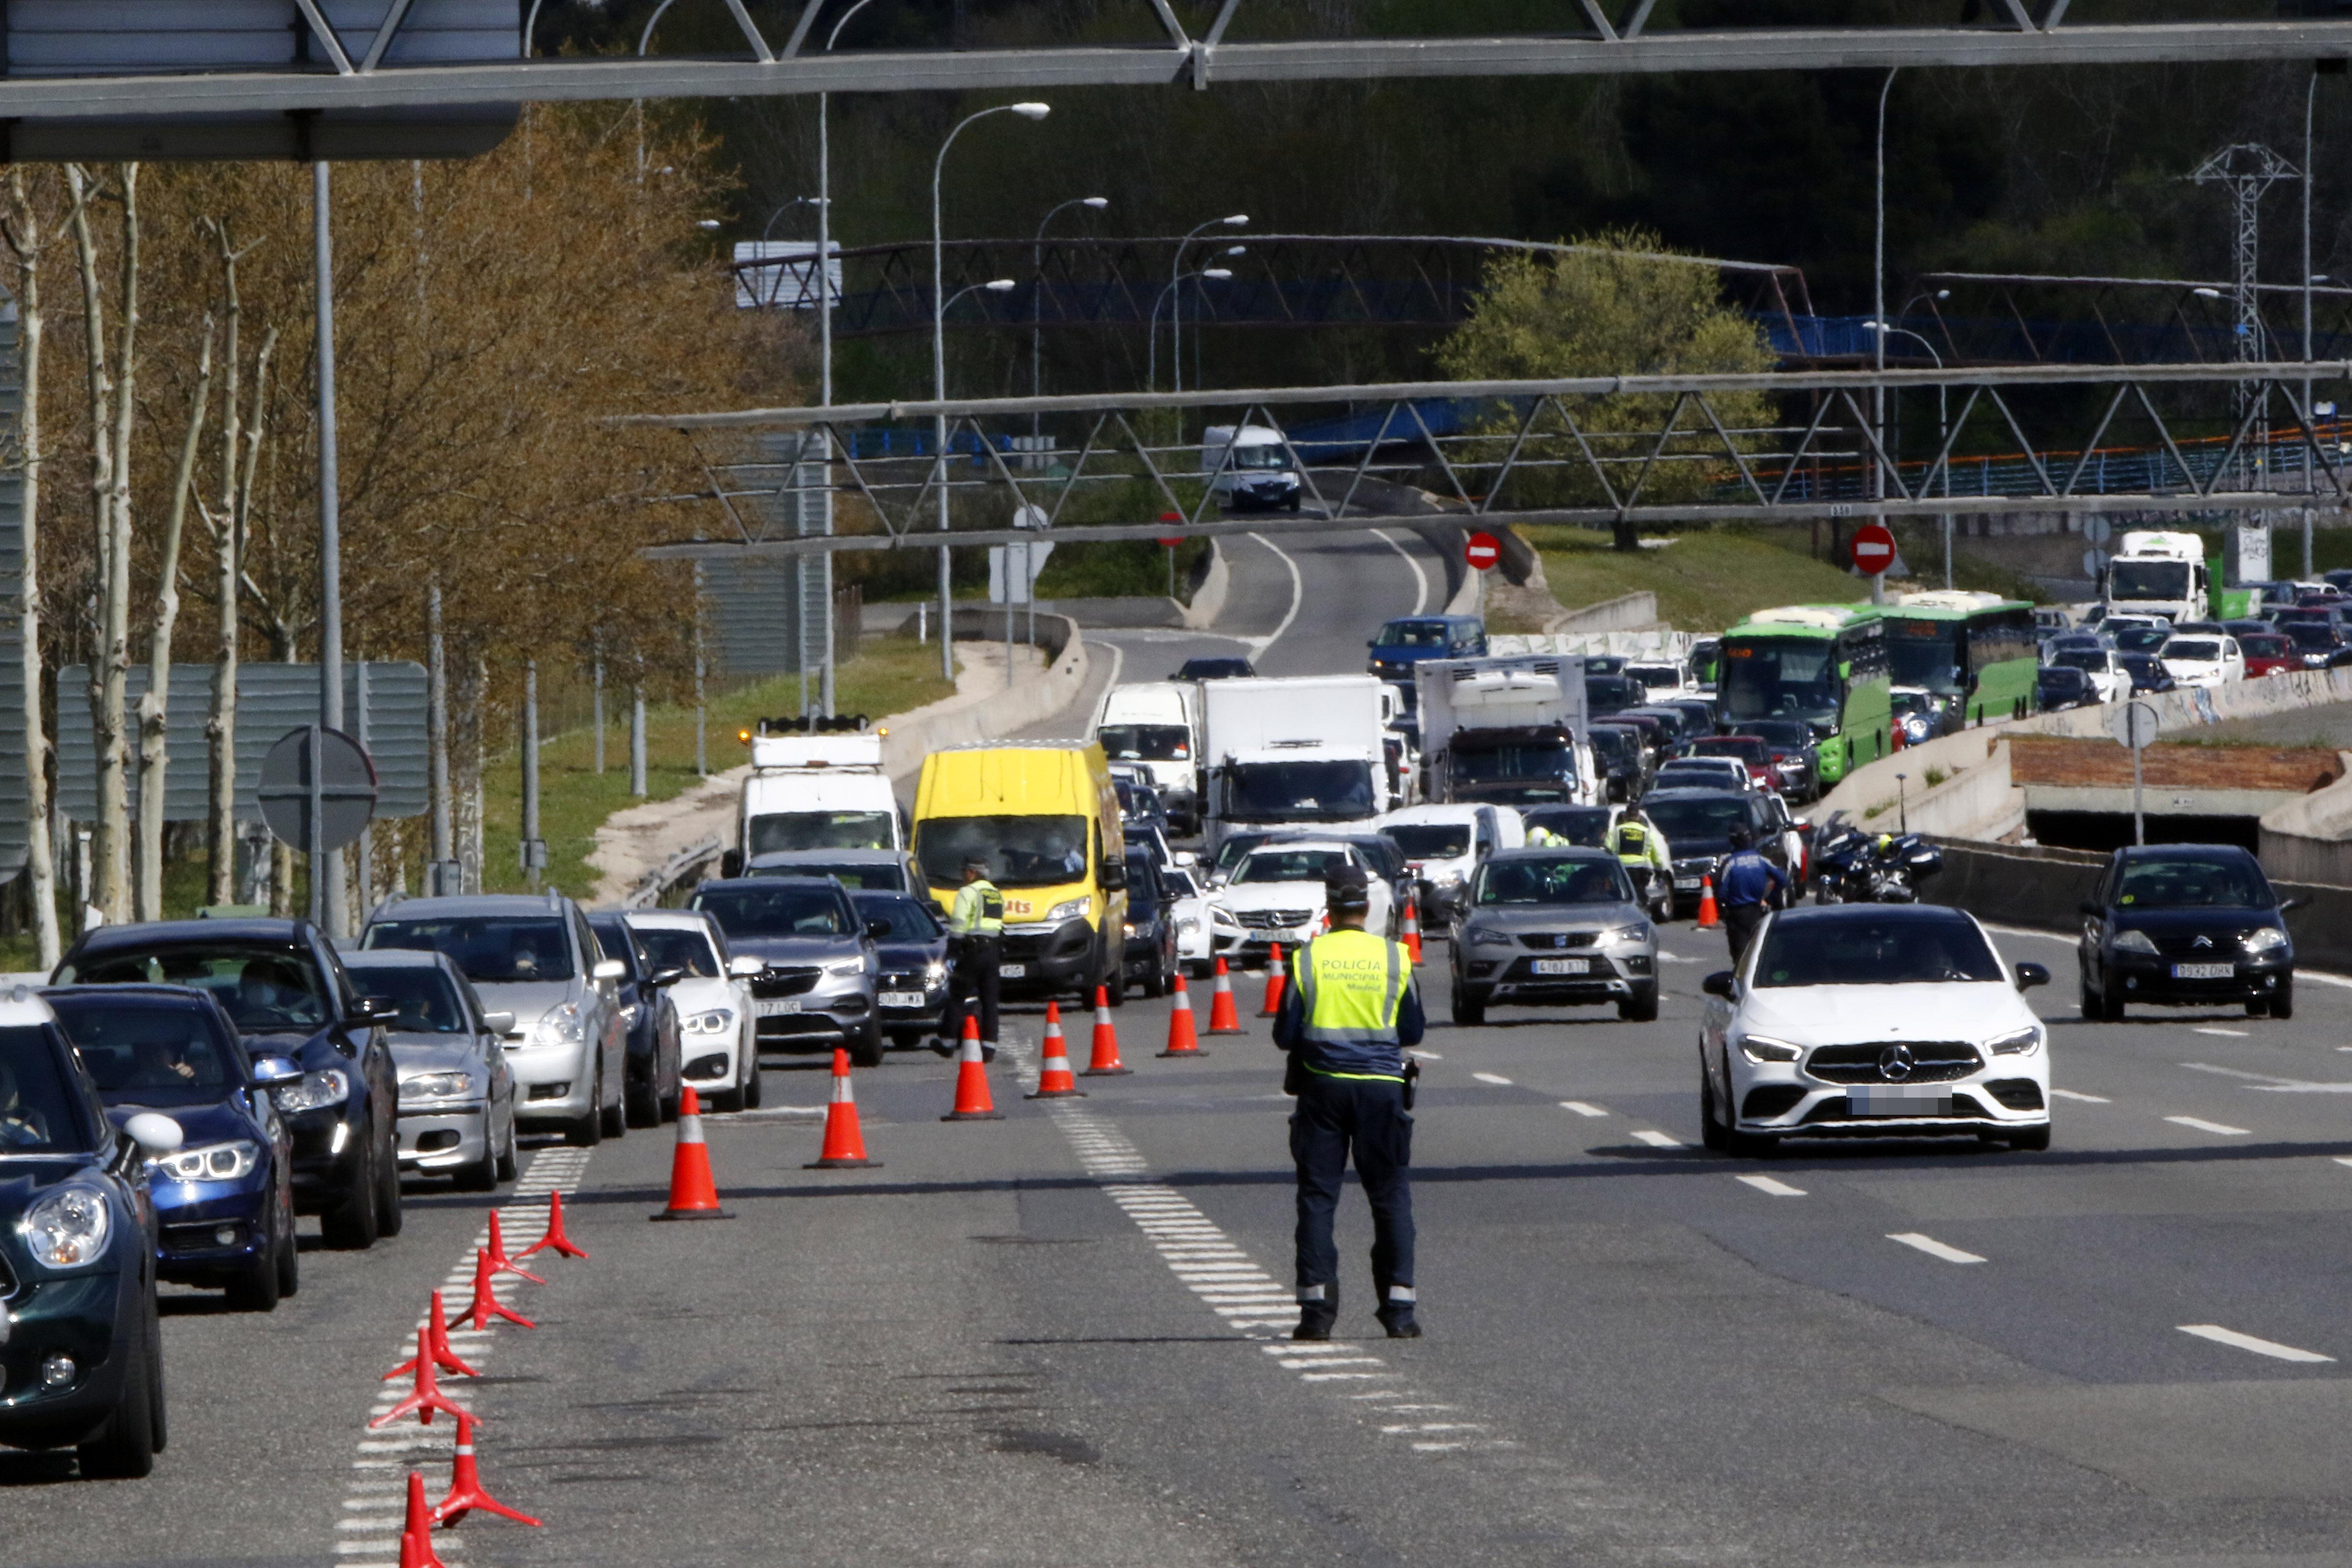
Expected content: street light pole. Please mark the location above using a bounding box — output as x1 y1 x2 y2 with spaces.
1871 67 1897 608
1868 318 1948 586
933 102 1049 683
1033 195 1108 437
313 160 347 935
1169 214 1247 395
1147 267 1236 393
813 0 876 715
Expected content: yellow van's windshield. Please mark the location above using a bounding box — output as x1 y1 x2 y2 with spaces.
916 815 1089 887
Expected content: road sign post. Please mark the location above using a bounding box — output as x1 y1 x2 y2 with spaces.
2109 699 2160 845
257 726 378 925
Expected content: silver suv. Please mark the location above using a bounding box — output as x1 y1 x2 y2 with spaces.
360 891 628 1146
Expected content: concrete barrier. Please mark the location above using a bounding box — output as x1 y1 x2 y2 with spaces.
1544 591 1662 636
881 613 1089 783
2257 754 2352 885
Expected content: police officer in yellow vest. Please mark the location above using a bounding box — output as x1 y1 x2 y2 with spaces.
938 857 1005 1062
1273 863 1425 1341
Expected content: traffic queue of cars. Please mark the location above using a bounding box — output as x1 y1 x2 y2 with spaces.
2036 578 2352 711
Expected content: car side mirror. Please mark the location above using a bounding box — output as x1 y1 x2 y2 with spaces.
592 958 626 982
2279 895 2308 913
124 1111 183 1156
2077 900 2103 918
1101 859 1128 891
729 955 764 979
1174 850 1197 867
2015 962 2050 990
1701 970 1737 1000
480 1011 515 1036
249 1055 304 1088
349 996 401 1026
865 919 893 940
720 850 743 878
647 967 686 988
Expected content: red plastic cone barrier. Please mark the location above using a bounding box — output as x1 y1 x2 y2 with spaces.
1697 876 1720 930
1399 896 1423 965
1206 958 1244 1034
1157 974 1207 1058
1027 1001 1086 1099
432 1412 544 1529
400 1472 448 1568
516 1191 588 1262
1082 984 1130 1077
942 1014 1006 1121
483 1210 545 1286
806 1048 881 1167
651 1086 733 1221
371 1326 474 1430
458 1248 536 1332
387 1291 479 1381
1258 943 1288 1018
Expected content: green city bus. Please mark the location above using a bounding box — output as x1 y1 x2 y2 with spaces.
1881 591 2039 732
1716 605 1891 787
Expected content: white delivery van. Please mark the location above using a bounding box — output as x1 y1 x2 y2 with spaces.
1415 656 1595 808
1375 802 1524 924
1201 424 1303 513
1094 681 1202 833
728 724 901 875
1200 676 1389 849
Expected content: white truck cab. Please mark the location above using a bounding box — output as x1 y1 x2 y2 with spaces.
1094 681 1203 833
2104 531 2209 625
728 723 901 876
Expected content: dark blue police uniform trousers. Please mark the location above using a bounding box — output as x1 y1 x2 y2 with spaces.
1291 1071 1415 1297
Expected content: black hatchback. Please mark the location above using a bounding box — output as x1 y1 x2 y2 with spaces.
2077 845 2300 1020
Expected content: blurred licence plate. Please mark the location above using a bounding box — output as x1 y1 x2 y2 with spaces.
755 999 801 1017
2172 962 2234 980
1531 958 1590 976
1674 878 1701 891
1848 1085 1952 1116
879 991 927 1009
999 963 1027 978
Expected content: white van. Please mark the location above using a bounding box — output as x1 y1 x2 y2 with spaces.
728 725 901 875
1095 681 1202 833
1201 424 1303 513
1373 802 1524 924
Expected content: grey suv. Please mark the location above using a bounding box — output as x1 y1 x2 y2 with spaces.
360 892 628 1146
687 876 885 1058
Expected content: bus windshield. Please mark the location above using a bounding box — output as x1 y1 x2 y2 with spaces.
1720 639 1841 726
2110 560 2191 602
1887 621 1965 693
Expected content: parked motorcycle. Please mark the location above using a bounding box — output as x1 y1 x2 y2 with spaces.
1810 817 1945 905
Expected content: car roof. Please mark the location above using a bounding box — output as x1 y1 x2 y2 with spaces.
40 981 225 1010
2117 842 2255 862
339 948 454 970
1642 786 1752 801
0 984 58 1028
1487 846 1614 862
370 894 574 920
72 916 313 951
1770 903 1980 931
748 849 906 864
623 909 721 932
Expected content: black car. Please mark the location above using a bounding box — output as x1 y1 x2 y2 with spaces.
1585 724 1648 802
1175 656 1255 681
588 914 686 1126
1659 696 1719 739
2115 651 2178 693
1729 719 1821 804
2035 664 2097 711
852 890 951 1049
1640 788 1792 917
1113 777 1172 838
54 920 402 1251
47 986 299 1312
1584 674 1644 717
741 849 920 894
0 991 179 1476
2280 619 2352 668
2078 844 2300 1020
1119 849 1180 999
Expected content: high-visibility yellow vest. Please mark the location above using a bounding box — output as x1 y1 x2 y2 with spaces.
950 879 1005 937
1293 928 1409 1059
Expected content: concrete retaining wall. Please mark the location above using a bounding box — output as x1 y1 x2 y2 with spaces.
881 614 1089 783
2258 755 2352 886
1544 591 1661 636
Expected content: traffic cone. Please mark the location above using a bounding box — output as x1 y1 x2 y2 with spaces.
1258 943 1288 1017
399 1472 447 1568
431 1412 543 1529
1027 1002 1085 1099
516 1191 588 1262
1697 875 1720 930
1157 974 1207 1058
1082 984 1130 1076
371 1326 474 1430
942 1013 1005 1120
1399 896 1423 965
386 1291 478 1381
651 1086 732 1220
1206 958 1243 1034
483 1210 546 1286
457 1248 534 1331
806 1048 881 1167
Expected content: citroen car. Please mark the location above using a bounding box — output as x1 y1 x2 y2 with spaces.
2077 843 2298 1020
688 876 885 1061
340 950 519 1190
1699 904 2053 1156
1449 849 1658 1024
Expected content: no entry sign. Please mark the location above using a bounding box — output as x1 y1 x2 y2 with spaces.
1849 522 1896 576
1157 511 1184 549
1465 531 1502 572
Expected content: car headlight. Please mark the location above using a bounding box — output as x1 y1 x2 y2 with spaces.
924 960 948 983
683 1008 735 1034
1047 897 1093 922
2111 929 2160 955
619 1002 640 1024
2245 926 2290 954
1467 927 1515 949
1736 1033 1802 1063
1177 916 1200 935
824 956 870 978
532 1002 589 1047
397 1073 474 1105
153 1140 263 1181
20 1185 110 1269
273 1067 352 1114
1211 906 1243 929
1123 922 1137 938
1597 923 1652 948
1984 1025 2043 1056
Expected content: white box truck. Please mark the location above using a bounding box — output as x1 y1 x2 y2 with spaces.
2102 530 2209 625
1094 681 1203 833
1200 676 1389 849
727 724 902 874
1414 655 1595 808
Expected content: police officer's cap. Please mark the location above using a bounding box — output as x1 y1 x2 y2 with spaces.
1323 864 1373 910
963 857 991 875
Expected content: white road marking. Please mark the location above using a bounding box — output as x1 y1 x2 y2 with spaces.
2299 970 2352 989
1405 1049 1444 1060
1654 952 1698 964
1735 1175 1806 1197
2165 1115 2253 1136
2333 1156 2352 1170
1559 1101 1608 1117
1470 1072 1512 1086
1631 1129 1682 1149
1886 1232 1987 1264
2179 1324 2335 1363
1370 528 1430 615
2050 1088 2110 1103
1245 533 1306 656
2193 1027 2251 1037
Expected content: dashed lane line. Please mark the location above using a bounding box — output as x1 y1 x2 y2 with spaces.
2165 1115 2253 1136
1470 1072 1513 1086
1886 1232 1987 1265
2050 1088 2111 1103
1558 1101 1608 1118
2179 1324 2335 1364
2193 1027 2251 1038
1735 1175 1807 1198
1630 1129 1682 1149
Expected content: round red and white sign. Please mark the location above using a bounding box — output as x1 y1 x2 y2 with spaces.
1465 531 1502 572
1849 522 1896 575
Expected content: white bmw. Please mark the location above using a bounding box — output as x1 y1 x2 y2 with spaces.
1698 904 2053 1155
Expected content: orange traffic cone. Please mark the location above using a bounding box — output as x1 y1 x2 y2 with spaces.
942 1013 1005 1121
483 1210 545 1286
1082 984 1130 1077
386 1291 478 1381
806 1048 880 1167
1399 896 1423 965
399 1472 448 1568
516 1191 588 1262
457 1248 535 1331
372 1325 474 1430
1258 943 1288 1017
1028 1001 1086 1099
1697 875 1720 930
431 1412 543 1528
1158 974 1207 1058
650 1086 732 1221
1206 957 1244 1034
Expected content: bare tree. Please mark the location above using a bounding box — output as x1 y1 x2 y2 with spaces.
2 170 61 968
200 217 272 907
133 318 210 921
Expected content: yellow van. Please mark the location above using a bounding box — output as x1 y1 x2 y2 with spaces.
911 741 1128 1003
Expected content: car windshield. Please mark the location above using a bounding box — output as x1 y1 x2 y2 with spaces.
339 964 468 1034
691 882 853 938
1720 638 1841 725
1585 676 1643 714
1382 823 1472 860
2053 650 2108 672
1588 728 1639 765
2039 668 2088 693
2242 635 2290 657
2110 560 2191 601
2112 626 2171 653
1753 912 2005 986
915 815 1090 888
0 1025 95 1153
364 918 575 984
752 860 906 892
1236 848 1352 884
59 943 336 1033
1690 738 1769 765
1473 857 1632 906
1522 808 1612 847
2286 622 2341 648
1449 741 1571 783
1626 664 1682 690
1642 796 1754 845
1226 760 1376 820
1734 720 1812 750
50 997 243 1105
854 894 944 942
588 921 643 977
1177 658 1252 680
632 925 724 978
1165 869 1200 898
2163 639 2221 661
1098 724 1191 762
1376 620 1450 647
2115 855 2269 909
746 810 897 855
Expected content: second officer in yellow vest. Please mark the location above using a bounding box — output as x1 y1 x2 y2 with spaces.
1273 863 1425 1341
937 858 1005 1061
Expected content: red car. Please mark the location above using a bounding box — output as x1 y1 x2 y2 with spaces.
2240 632 2298 677
1681 735 1779 790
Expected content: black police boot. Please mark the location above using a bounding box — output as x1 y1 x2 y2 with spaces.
927 1035 955 1059
1293 1285 1338 1342
981 1041 999 1064
1376 1287 1421 1339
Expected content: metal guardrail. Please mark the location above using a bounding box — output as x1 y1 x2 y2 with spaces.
620 835 725 911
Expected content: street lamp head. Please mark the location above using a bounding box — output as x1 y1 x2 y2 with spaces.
694 219 722 231
1200 268 1233 280
1934 289 1951 299
1222 214 1250 226
1010 102 1052 120
982 278 1018 292
1222 245 1248 257
1082 196 1110 209
2193 286 2224 299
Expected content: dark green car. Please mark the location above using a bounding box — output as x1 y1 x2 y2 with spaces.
0 989 179 1477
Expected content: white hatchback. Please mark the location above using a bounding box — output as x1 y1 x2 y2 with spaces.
623 910 760 1110
2158 634 2245 688
1698 904 2053 1155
